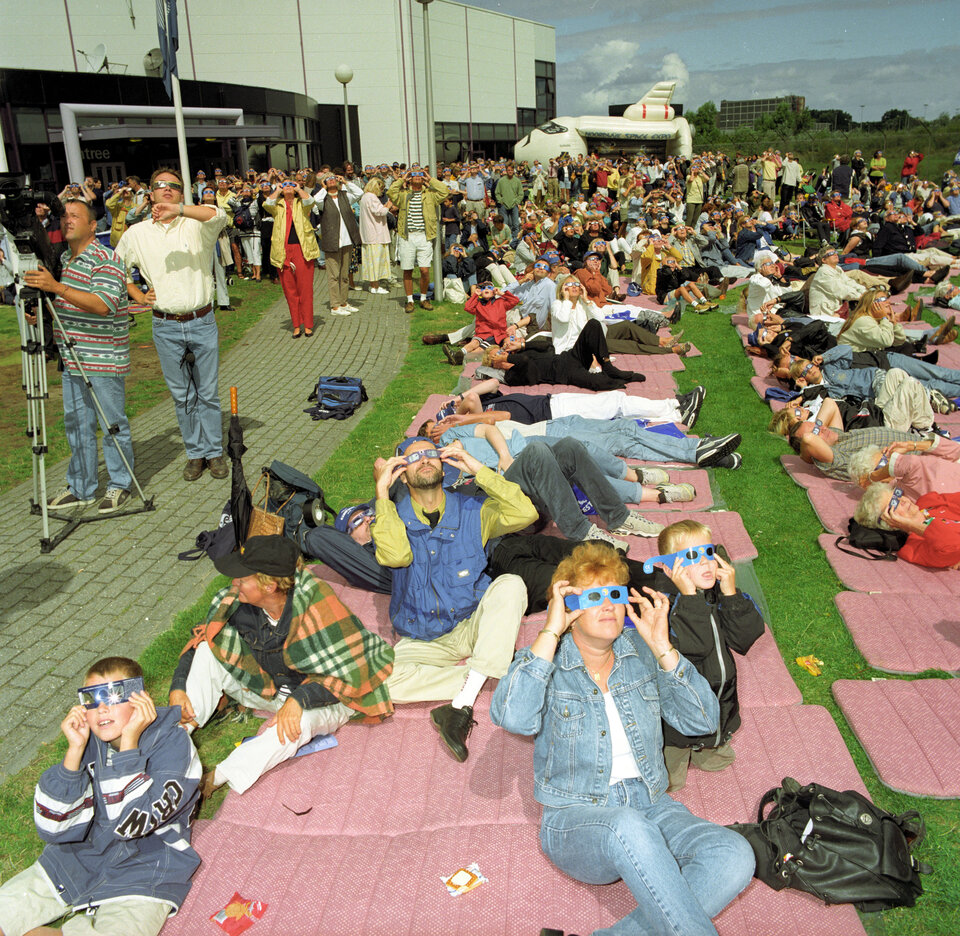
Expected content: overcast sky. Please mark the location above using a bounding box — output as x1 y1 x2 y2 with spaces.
462 0 958 122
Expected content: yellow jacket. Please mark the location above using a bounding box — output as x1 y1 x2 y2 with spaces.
263 197 321 267
105 192 135 248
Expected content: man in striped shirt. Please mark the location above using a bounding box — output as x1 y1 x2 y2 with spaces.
23 199 134 514
388 169 450 313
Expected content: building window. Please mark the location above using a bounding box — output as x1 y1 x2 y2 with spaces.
534 60 555 124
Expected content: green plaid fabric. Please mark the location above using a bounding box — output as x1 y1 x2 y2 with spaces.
193 570 393 723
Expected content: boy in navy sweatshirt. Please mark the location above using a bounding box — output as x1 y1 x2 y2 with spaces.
0 657 201 936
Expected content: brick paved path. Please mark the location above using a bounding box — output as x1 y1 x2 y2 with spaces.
0 274 409 779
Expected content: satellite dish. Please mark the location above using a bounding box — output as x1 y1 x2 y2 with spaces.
144 47 163 77
90 44 108 73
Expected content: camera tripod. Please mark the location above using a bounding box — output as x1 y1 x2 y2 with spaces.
14 255 154 553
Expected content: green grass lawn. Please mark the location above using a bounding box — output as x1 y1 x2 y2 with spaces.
1 290 958 933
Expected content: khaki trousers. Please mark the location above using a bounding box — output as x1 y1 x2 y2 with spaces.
325 245 353 309
875 368 935 432
387 574 526 703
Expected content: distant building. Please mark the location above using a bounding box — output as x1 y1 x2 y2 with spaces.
717 96 805 130
0 0 555 186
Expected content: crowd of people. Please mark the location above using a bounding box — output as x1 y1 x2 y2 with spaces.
2 138 958 936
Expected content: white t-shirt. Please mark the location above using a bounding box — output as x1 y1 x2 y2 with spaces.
604 690 641 784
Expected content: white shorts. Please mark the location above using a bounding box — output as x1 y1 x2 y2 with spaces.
0 862 173 936
398 232 434 269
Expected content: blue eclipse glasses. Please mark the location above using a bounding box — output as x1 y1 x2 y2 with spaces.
564 585 630 611
811 418 823 436
888 487 904 513
78 676 144 709
404 448 440 465
643 544 717 575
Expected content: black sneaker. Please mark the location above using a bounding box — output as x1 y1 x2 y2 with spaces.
430 703 476 762
678 385 706 429
714 452 743 470
695 433 742 467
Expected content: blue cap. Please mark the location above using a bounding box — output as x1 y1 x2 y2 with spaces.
396 436 433 457
335 503 366 533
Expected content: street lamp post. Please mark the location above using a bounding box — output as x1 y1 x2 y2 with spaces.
335 64 354 166
859 104 865 130
415 0 442 302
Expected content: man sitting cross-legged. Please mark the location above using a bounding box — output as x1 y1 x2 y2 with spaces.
170 535 394 797
371 436 538 761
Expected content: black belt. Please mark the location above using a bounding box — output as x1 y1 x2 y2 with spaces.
153 303 212 322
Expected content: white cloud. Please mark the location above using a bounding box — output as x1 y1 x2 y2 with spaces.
658 53 689 102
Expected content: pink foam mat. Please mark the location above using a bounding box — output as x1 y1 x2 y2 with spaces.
750 374 779 401
163 702 865 936
607 349 687 371
832 678 960 798
776 456 859 533
818 532 960 595
835 592 960 674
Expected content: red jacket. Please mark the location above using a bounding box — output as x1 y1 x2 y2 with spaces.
465 290 520 342
898 491 960 569
900 153 924 178
825 200 853 232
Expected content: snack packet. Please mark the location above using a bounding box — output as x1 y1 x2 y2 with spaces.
210 892 268 935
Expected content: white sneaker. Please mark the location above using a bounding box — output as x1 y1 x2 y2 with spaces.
331 307 352 316
637 468 669 486
611 510 664 538
584 524 629 552
656 482 696 504
373 287 390 294
341 303 360 312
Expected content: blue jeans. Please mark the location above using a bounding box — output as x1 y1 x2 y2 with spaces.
501 204 520 237
889 352 960 398
61 371 134 499
864 254 924 273
545 415 699 464
152 313 223 459
540 778 754 936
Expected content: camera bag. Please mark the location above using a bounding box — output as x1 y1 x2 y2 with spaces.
834 517 907 561
305 376 368 421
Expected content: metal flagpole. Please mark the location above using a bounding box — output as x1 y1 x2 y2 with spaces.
165 1 192 203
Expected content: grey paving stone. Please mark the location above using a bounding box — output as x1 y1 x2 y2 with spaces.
0 275 409 781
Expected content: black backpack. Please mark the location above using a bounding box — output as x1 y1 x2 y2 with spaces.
835 517 908 561
730 777 930 912
233 201 254 230
305 376 368 421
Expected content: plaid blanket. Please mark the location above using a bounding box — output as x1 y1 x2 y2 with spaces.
184 570 393 723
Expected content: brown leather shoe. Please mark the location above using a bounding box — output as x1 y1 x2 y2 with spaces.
422 333 447 345
404 301 415 313
420 299 434 311
183 458 205 481
207 455 229 479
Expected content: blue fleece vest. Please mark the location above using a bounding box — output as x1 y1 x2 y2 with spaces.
389 491 491 640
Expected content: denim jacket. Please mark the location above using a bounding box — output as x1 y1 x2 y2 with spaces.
491 629 719 808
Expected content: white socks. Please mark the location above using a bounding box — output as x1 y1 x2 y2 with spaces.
452 669 487 710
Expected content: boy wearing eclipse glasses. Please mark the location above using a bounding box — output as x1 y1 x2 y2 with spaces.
647 520 764 791
0 657 201 936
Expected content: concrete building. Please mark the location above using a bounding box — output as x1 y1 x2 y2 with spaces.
716 95 805 130
0 0 555 185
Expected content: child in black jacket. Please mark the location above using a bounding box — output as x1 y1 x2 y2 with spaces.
654 519 765 790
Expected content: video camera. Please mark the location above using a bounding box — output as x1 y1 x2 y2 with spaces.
0 173 63 277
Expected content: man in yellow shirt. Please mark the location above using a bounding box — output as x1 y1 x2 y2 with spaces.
372 436 537 761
